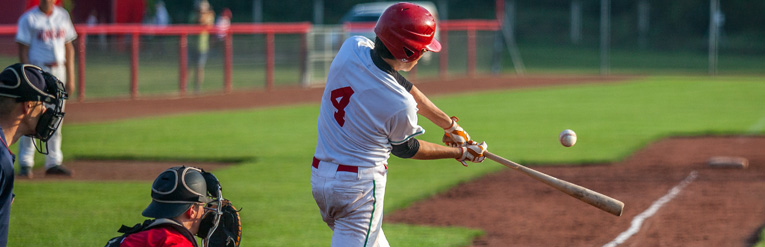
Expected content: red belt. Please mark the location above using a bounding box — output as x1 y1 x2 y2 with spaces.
312 157 358 173
44 62 61 68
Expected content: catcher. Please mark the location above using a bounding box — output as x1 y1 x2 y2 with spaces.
106 166 241 247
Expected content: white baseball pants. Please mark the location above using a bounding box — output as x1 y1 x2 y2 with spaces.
311 159 389 247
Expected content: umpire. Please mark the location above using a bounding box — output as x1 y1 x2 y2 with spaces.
0 63 68 246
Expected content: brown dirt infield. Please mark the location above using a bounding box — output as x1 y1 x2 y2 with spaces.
386 136 765 246
53 75 764 246
64 75 633 124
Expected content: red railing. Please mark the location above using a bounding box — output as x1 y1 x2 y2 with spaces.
439 20 500 77
72 23 311 101
1 20 496 101
0 26 16 33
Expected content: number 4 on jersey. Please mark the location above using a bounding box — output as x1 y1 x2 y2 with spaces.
331 87 354 127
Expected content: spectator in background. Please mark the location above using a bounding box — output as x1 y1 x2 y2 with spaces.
86 9 108 50
15 0 76 178
154 0 170 26
86 9 98 26
192 0 215 93
216 8 232 41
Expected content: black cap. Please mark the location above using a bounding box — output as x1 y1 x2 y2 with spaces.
142 166 212 219
0 63 57 102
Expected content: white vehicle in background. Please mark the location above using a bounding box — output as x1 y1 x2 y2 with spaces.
308 1 439 85
340 1 439 62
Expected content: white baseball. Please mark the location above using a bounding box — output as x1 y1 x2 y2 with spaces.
559 129 577 147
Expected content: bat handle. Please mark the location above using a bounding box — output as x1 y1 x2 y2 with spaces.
484 151 521 169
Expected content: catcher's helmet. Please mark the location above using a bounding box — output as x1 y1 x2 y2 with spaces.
374 2 441 62
143 166 215 219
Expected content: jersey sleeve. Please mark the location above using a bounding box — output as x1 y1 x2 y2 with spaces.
388 106 424 145
15 15 32 45
63 12 78 42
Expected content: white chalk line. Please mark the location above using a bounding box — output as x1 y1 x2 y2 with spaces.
602 171 699 247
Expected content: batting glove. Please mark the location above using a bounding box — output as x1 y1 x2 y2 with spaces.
457 141 488 166
443 116 471 147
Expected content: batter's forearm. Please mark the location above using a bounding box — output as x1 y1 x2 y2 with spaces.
17 43 30 64
411 140 462 160
410 85 452 129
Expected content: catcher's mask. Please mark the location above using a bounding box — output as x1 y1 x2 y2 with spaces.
143 166 221 219
0 63 67 154
196 171 226 246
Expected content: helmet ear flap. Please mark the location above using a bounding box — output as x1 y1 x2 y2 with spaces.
202 171 221 198
41 71 67 101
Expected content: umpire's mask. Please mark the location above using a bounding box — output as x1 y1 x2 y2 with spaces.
0 63 68 154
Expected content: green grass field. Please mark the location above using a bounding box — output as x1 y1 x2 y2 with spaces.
7 75 765 246
757 228 765 247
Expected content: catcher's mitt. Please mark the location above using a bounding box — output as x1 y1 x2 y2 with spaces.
199 199 242 247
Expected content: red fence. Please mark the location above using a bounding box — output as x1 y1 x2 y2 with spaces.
0 20 497 101
73 23 311 101
438 20 500 77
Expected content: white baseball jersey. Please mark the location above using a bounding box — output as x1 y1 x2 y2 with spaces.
16 6 77 67
314 36 424 168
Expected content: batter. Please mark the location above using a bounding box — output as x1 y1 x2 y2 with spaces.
311 3 488 246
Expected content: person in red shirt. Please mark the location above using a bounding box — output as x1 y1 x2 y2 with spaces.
108 166 218 247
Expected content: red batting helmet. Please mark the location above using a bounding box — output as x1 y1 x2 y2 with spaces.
374 2 442 62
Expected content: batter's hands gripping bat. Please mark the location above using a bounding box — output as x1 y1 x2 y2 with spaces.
484 151 624 216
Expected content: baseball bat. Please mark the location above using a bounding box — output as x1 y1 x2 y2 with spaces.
484 151 624 216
